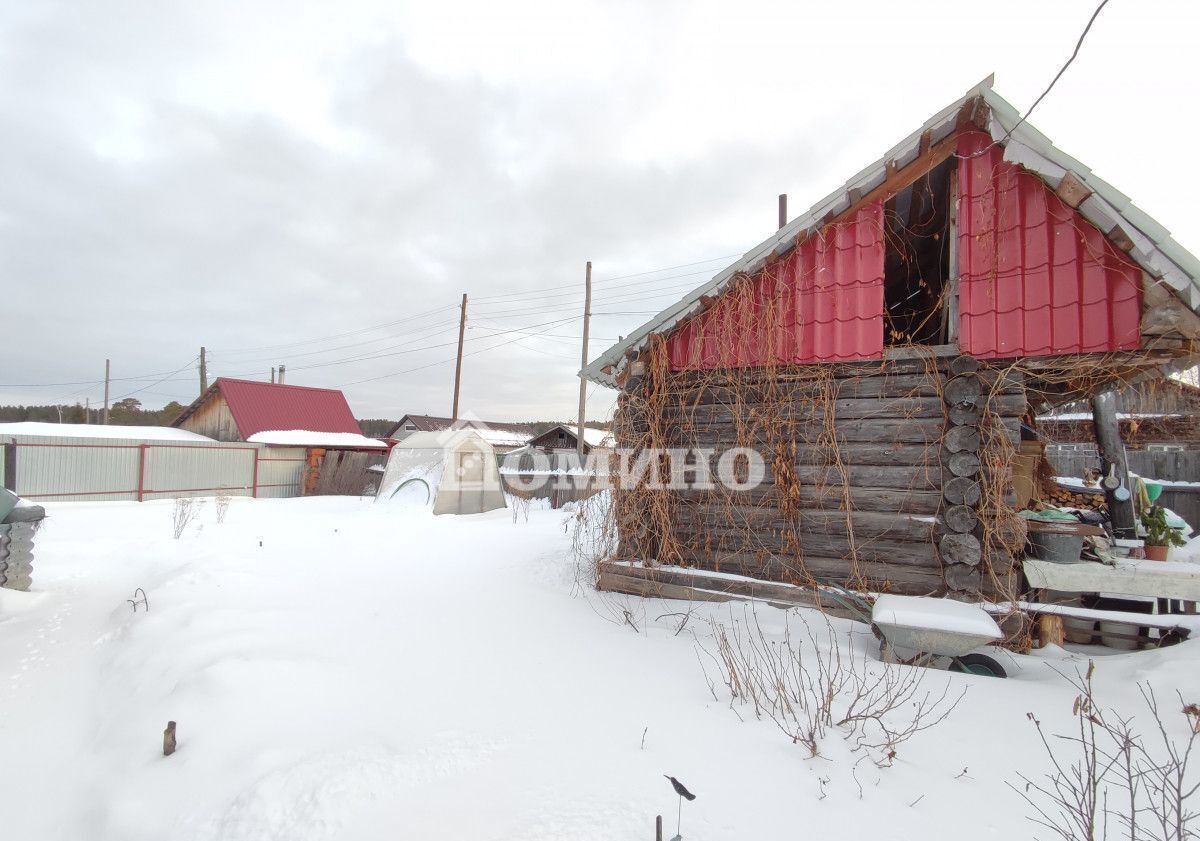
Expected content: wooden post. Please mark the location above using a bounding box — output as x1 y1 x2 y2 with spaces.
576 262 592 458
84 397 90 424
1036 613 1066 648
452 292 467 420
1091 389 1136 538
102 358 110 425
199 346 208 394
163 721 177 756
778 193 787 229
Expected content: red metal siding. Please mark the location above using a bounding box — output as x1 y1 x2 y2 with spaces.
666 201 885 369
956 131 1142 358
215 378 363 439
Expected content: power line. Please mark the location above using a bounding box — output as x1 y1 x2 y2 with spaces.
960 0 1113 160
470 255 738 302
109 356 201 402
213 303 459 354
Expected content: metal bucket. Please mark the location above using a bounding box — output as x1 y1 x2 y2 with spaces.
1028 531 1084 563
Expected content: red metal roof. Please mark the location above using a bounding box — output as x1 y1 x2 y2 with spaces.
956 131 1142 358
666 201 885 369
202 378 362 439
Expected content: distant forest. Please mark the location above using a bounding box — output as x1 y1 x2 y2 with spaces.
0 399 186 426
2 406 610 438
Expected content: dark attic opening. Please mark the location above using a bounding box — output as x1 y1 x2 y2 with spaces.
883 156 955 345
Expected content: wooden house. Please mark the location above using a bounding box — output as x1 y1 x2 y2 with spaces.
525 425 614 455
172 378 386 495
581 80 1200 603
385 414 537 453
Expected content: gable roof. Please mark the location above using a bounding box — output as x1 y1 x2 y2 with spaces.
171 378 363 439
581 78 1200 389
527 424 614 450
385 413 538 440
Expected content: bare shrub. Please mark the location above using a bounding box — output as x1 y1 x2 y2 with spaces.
1013 660 1200 841
698 605 963 766
214 495 232 525
510 494 531 523
171 497 198 539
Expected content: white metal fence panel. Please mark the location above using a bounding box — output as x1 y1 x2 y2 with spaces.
141 444 259 500
0 435 310 502
10 439 142 501
255 448 306 498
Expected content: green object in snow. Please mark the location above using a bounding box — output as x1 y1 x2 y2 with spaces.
1146 483 1164 503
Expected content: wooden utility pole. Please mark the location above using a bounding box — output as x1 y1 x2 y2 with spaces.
778 193 787 229
1091 389 1136 538
451 293 468 420
199 346 208 394
576 262 592 458
102 359 111 425
85 397 90 424
277 364 286 384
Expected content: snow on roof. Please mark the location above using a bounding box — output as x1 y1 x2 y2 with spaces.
0 422 215 442
581 428 614 447
581 78 1200 389
471 426 533 448
246 430 386 449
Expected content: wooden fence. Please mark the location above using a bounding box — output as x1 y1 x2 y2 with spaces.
1047 445 1200 531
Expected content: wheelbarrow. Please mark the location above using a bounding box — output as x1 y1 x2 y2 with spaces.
870 594 1007 677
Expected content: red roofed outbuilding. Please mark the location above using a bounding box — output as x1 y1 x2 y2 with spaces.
171 378 382 450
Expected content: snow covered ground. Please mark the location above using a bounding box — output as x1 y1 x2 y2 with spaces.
2 496 1199 840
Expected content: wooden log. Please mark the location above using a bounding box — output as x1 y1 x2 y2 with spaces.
948 403 979 426
944 564 982 592
673 504 937 542
791 443 936 467
942 505 979 534
669 527 940 568
632 415 1022 447
793 464 940 490
656 392 1027 425
1035 614 1066 648
944 374 982 405
939 533 982 566
949 355 981 376
674 485 944 514
947 451 981 477
944 426 981 453
944 476 982 506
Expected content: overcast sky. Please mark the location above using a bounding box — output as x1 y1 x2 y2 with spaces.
2 0 1197 424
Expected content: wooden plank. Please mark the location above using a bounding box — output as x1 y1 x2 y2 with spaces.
600 561 859 617
671 550 945 595
596 570 736 603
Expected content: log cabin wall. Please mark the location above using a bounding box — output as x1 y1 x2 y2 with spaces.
613 348 1027 599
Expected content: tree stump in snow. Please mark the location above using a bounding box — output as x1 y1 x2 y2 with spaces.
163 721 177 757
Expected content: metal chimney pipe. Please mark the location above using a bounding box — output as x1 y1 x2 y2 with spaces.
778 194 787 230
277 364 286 384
